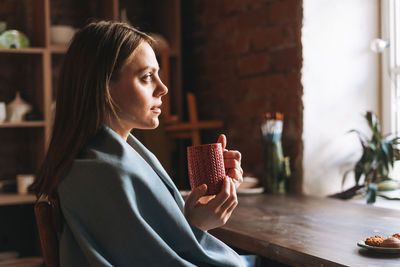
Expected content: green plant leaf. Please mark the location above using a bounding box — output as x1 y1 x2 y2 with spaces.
367 183 378 204
341 169 353 188
366 142 377 151
354 160 364 185
381 140 389 156
388 144 394 167
382 139 395 167
349 129 369 149
348 111 399 198
394 149 400 160
375 175 391 184
379 146 390 172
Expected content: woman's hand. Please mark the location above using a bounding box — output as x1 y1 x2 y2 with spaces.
218 134 243 188
184 134 244 231
184 177 238 231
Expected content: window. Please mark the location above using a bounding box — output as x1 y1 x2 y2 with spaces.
381 0 400 135
380 0 400 179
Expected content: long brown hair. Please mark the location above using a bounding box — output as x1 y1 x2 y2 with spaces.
31 21 152 202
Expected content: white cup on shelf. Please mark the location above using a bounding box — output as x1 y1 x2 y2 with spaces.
16 174 35 194
0 102 6 123
50 25 76 45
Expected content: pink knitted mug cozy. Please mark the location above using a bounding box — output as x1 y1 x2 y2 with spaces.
187 143 225 195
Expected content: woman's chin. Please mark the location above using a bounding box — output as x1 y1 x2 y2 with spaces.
122 116 160 130
143 119 159 129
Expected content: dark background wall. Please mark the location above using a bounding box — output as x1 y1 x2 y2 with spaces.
182 0 304 193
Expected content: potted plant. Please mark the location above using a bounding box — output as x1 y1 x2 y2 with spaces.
330 111 400 203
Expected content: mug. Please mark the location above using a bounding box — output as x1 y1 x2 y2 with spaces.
17 174 35 194
187 143 225 195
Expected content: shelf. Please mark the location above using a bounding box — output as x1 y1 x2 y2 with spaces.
165 121 224 131
50 45 68 54
0 257 43 266
0 193 36 206
0 121 46 128
0 47 46 54
0 46 68 54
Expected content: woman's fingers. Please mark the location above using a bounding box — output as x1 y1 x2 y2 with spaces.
185 184 207 208
224 159 243 178
227 168 244 184
223 150 241 163
219 179 238 213
224 158 241 170
223 149 243 187
221 184 238 223
217 134 227 150
225 179 238 215
184 177 240 231
208 177 231 209
198 195 215 205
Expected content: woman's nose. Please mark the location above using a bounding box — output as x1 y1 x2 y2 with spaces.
155 79 168 97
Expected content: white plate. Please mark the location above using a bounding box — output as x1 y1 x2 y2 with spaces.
357 240 400 253
237 187 264 195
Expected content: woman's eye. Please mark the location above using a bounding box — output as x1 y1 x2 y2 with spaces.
142 73 153 82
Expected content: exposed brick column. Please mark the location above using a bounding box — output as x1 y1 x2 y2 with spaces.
188 0 304 193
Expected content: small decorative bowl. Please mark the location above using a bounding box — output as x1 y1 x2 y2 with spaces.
50 25 76 45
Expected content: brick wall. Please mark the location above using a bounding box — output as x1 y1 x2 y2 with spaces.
185 0 304 193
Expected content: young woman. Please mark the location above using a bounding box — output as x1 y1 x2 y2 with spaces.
32 21 247 266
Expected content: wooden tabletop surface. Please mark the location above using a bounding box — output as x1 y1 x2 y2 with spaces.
209 194 400 267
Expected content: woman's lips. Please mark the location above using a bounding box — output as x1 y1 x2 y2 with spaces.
151 104 162 114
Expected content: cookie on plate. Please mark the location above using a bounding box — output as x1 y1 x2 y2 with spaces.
392 233 400 240
381 237 400 248
365 235 385 247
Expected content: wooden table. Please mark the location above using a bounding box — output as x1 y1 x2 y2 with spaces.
209 194 400 267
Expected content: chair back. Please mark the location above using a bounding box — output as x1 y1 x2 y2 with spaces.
34 200 62 267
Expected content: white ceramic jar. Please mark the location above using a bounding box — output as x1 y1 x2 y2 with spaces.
0 102 6 123
6 92 32 122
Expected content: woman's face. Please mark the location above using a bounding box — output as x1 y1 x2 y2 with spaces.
110 41 168 130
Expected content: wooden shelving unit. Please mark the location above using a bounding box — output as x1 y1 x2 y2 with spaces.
49 45 68 54
0 0 120 195
0 0 185 192
0 121 46 128
0 193 36 206
0 48 46 54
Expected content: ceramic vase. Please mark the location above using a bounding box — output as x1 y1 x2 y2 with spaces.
7 92 32 122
